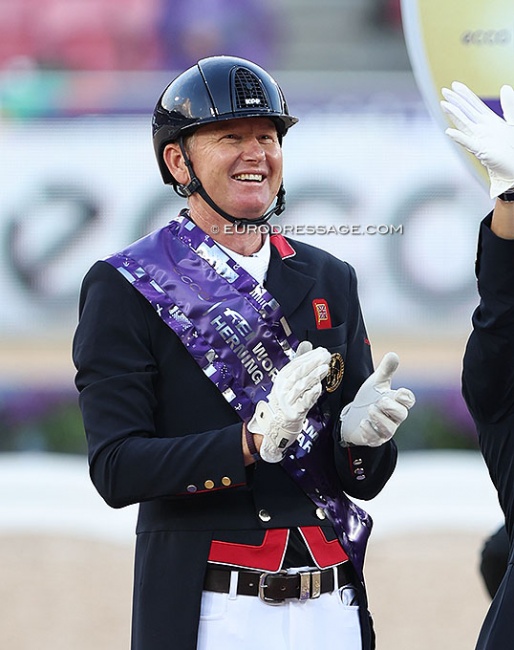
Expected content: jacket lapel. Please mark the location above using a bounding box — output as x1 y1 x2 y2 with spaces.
265 241 316 321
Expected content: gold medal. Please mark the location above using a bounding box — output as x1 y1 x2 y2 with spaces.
325 353 344 393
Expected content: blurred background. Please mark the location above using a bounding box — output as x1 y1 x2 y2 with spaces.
0 0 503 648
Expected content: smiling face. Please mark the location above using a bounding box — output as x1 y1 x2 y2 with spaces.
165 117 283 222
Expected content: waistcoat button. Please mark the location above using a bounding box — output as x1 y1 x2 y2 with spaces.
258 509 271 522
315 507 327 520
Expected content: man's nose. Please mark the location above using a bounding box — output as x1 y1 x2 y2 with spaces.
242 139 266 160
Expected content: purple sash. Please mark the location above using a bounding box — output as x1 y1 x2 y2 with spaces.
105 212 372 578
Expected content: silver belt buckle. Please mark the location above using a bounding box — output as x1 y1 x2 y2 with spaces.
258 572 286 605
259 569 322 604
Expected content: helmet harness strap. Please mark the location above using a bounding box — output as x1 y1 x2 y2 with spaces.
177 137 286 227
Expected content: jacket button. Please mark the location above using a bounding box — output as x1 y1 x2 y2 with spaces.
204 480 215 489
258 509 271 522
315 507 326 520
186 485 197 493
221 476 232 487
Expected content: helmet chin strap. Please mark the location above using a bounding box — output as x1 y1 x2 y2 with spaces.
176 138 285 227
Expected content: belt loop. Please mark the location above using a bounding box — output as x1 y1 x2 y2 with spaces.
299 572 311 601
310 570 321 599
333 566 339 590
229 570 238 600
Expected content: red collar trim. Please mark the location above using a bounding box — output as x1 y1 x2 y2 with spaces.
270 233 296 259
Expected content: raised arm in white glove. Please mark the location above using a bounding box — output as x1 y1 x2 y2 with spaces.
440 81 514 198
339 352 415 448
247 341 331 463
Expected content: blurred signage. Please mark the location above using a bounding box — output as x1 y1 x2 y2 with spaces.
0 113 490 345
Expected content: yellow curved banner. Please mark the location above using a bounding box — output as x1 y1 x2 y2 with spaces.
401 0 514 190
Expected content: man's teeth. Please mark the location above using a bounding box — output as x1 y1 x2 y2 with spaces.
234 174 263 181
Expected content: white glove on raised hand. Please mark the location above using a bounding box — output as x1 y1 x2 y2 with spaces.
339 352 415 448
440 81 514 198
247 341 331 463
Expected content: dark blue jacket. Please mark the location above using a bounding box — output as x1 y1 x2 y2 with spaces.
463 214 514 650
73 233 398 650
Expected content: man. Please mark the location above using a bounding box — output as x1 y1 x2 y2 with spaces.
73 55 415 650
441 81 514 649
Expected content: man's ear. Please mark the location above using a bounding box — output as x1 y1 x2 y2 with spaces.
163 143 190 185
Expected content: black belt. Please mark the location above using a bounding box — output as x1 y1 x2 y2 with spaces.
204 562 353 604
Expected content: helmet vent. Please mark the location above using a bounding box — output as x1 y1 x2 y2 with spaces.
233 68 270 110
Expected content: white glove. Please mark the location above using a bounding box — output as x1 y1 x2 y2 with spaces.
247 341 331 463
339 352 415 448
440 81 514 198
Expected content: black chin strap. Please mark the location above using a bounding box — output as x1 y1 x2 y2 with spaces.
175 138 286 226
